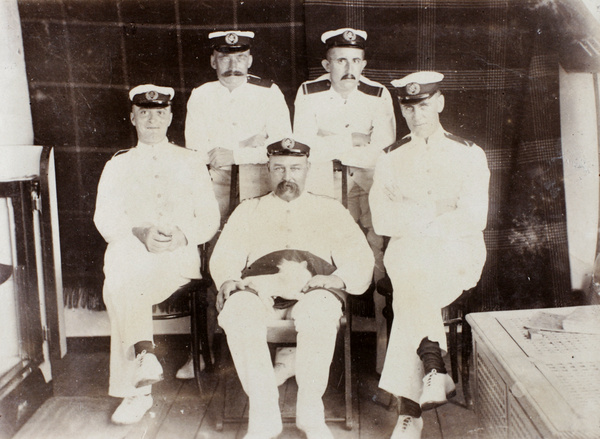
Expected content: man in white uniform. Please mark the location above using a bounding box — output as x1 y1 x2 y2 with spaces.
293 27 395 374
94 85 220 425
211 138 373 439
185 30 292 218
370 72 490 438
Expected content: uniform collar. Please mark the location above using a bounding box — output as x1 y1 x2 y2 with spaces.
268 189 310 205
136 138 170 151
410 125 446 145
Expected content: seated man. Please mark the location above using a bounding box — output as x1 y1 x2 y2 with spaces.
94 84 220 425
370 72 490 438
211 138 374 439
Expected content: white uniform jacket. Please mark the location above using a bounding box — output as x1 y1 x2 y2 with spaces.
185 75 292 165
94 139 221 279
370 128 489 244
293 74 395 196
210 191 374 296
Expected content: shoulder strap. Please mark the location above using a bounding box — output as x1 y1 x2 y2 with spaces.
358 80 384 97
383 136 411 154
302 79 331 95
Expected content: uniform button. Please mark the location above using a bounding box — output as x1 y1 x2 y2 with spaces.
427 190 432 195
287 229 292 233
154 175 159 179
286 209 291 214
345 124 350 128
153 156 157 160
157 194 162 198
232 122 237 126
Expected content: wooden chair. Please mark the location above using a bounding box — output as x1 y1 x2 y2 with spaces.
152 243 214 393
213 162 356 431
377 275 474 407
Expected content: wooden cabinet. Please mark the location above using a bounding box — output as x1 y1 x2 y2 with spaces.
467 306 600 439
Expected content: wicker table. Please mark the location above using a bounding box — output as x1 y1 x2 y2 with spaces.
466 306 600 438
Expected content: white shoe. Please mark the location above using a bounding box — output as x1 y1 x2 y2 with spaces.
273 347 296 386
390 415 423 439
300 422 334 439
419 369 456 411
133 351 163 388
111 394 153 425
175 354 206 380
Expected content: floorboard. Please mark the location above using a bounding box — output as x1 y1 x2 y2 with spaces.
13 333 481 439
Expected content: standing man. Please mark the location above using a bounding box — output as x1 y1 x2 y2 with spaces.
293 27 396 373
94 84 220 425
212 138 374 439
185 30 292 218
370 72 490 438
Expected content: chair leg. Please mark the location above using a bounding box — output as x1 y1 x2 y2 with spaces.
214 330 228 431
197 285 214 373
461 319 474 409
344 311 353 430
190 289 204 394
449 322 459 384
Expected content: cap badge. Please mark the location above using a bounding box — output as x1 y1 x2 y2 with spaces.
282 138 295 149
343 30 356 42
225 32 238 45
145 90 158 100
406 82 421 96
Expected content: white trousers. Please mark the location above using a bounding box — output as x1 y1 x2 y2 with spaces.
103 236 189 398
379 235 486 400
218 289 343 433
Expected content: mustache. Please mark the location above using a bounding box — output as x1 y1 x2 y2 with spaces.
342 74 356 80
222 70 245 77
276 180 299 195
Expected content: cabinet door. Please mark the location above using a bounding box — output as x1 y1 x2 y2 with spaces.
474 339 508 438
508 393 544 439
0 180 51 435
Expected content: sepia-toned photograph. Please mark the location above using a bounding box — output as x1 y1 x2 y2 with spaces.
1 0 599 438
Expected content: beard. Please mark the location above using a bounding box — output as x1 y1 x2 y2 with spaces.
275 180 300 199
222 70 245 77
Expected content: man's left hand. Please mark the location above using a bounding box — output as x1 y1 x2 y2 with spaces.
301 274 345 292
163 226 187 251
208 148 235 168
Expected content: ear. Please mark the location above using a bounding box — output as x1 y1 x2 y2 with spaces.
437 93 445 114
130 112 136 126
321 58 331 72
362 59 367 70
210 54 217 70
248 54 253 69
166 110 173 127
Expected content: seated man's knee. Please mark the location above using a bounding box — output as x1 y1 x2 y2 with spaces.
217 290 267 331
293 289 343 333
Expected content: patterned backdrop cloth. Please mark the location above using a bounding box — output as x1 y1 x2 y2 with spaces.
18 0 576 311
304 0 572 311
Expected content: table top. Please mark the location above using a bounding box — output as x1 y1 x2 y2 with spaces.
466 305 600 438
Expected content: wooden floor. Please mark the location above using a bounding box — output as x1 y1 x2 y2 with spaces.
14 333 482 439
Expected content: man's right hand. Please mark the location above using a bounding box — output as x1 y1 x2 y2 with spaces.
239 133 268 149
132 225 173 253
216 280 246 312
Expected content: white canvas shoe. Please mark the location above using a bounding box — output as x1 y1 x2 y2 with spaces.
419 369 456 411
111 394 153 425
390 415 423 439
133 351 163 388
175 354 206 380
273 347 296 386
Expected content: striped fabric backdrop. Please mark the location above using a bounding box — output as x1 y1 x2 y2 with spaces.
304 0 573 311
17 0 574 311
